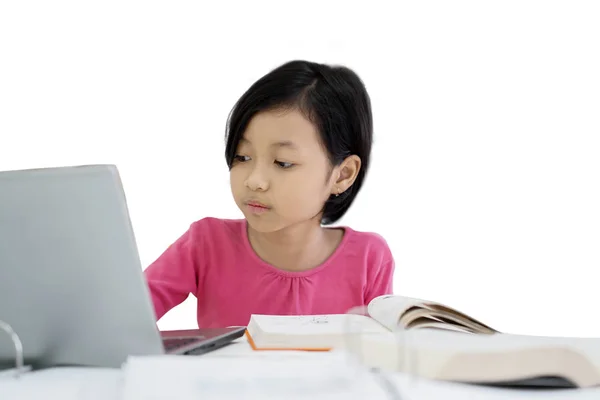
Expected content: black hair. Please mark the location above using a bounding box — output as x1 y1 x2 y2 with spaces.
224 60 373 225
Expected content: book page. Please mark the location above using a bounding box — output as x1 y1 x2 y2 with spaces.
367 295 428 331
400 308 496 334
251 314 388 335
368 295 497 334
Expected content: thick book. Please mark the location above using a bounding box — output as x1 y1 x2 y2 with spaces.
245 295 600 388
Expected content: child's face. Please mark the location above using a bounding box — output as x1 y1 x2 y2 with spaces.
230 109 337 233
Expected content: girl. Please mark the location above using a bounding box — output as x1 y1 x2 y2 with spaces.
144 60 395 328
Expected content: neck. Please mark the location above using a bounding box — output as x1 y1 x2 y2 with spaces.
247 217 334 271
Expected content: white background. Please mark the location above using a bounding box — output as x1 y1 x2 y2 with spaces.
1 1 599 337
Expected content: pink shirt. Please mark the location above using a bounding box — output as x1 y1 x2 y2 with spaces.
144 217 395 328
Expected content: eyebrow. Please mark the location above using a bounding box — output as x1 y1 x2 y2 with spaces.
271 140 297 149
240 138 298 150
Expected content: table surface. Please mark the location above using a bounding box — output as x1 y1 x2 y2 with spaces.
2 338 600 399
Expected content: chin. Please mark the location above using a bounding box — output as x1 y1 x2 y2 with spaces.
244 215 283 234
242 210 292 234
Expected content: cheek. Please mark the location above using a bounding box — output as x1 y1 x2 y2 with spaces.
229 170 245 197
275 173 329 211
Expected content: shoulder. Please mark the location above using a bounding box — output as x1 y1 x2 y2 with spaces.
189 217 245 234
342 226 394 265
341 227 395 299
186 217 246 248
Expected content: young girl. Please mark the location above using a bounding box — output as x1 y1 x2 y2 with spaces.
144 60 395 328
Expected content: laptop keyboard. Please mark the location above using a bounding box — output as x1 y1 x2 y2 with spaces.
162 337 201 351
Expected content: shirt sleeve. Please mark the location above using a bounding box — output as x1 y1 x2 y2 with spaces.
143 225 200 321
364 258 395 304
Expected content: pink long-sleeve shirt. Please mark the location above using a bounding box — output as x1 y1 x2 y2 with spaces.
144 217 395 328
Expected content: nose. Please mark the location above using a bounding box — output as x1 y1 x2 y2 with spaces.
244 164 269 192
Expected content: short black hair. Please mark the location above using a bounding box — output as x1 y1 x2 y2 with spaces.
224 60 373 225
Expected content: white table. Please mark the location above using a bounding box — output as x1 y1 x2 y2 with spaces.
2 338 600 399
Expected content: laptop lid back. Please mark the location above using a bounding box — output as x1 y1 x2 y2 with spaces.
0 165 164 369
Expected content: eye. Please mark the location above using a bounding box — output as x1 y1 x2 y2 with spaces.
234 155 250 162
275 160 294 169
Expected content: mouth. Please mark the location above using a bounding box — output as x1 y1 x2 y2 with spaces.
245 201 271 214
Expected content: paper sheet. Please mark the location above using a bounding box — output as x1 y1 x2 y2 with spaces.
0 366 31 380
0 367 122 400
121 351 389 400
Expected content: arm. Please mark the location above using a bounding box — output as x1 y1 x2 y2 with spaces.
143 226 200 321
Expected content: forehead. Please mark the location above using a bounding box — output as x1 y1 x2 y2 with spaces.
241 109 322 151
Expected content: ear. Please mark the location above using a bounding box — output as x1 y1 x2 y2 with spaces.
330 155 361 196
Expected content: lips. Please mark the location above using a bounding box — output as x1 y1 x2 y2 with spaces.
245 200 271 215
246 200 270 209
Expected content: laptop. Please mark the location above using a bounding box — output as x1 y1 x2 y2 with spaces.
0 164 246 370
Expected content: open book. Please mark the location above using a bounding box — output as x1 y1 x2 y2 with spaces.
245 295 600 388
246 295 498 351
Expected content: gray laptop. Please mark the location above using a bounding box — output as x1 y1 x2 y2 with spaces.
0 165 245 370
